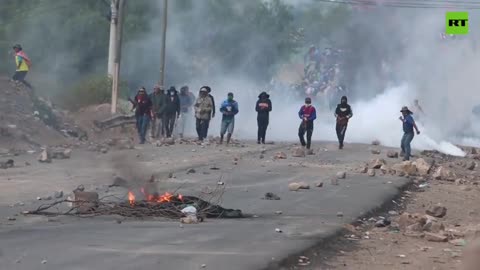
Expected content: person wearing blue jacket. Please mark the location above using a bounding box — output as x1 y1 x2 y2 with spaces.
219 92 239 145
298 97 317 150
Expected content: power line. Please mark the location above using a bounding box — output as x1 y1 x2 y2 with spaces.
315 0 480 9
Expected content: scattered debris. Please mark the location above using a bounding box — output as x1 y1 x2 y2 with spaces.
7 217 16 221
425 232 448 242
275 228 283 233
187 168 196 174
315 181 324 188
371 158 387 169
263 192 281 200
292 147 306 157
274 152 287 160
337 212 344 217
375 218 391 227
433 166 456 181
38 149 51 163
217 181 224 186
51 148 72 159
73 191 99 214
306 149 315 155
367 169 376 177
426 206 447 218
0 159 14 169
298 255 311 266
467 161 476 171
336 171 347 179
275 211 283 215
201 264 207 268
41 259 47 264
388 210 399 216
391 161 418 175
289 182 302 191
298 182 310 189
371 149 381 155
414 158 432 175
387 150 399 158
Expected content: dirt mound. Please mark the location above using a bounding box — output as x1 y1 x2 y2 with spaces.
0 76 80 153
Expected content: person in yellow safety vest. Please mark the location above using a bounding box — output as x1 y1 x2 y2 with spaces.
12 44 33 89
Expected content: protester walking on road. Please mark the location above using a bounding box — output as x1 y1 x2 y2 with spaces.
194 87 214 141
334 95 353 150
150 85 166 139
298 97 317 150
132 87 153 144
219 92 239 145
11 44 33 89
206 86 215 138
177 86 195 138
163 86 180 138
255 91 272 144
399 106 420 161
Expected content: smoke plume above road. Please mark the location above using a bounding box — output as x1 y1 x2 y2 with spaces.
123 1 480 156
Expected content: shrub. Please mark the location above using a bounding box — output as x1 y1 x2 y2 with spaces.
61 74 129 111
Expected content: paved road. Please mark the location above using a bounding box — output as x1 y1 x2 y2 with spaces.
0 142 409 270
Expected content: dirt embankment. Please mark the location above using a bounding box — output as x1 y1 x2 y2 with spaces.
284 147 480 270
0 76 137 154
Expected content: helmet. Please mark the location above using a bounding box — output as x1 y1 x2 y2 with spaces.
12 44 22 50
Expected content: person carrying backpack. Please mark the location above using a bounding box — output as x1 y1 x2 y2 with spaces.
12 44 33 89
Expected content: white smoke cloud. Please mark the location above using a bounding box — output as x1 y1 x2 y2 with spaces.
122 1 480 157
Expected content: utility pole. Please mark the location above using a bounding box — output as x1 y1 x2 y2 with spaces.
107 0 118 77
111 0 125 114
159 0 168 87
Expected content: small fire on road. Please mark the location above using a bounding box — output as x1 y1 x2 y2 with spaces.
128 188 183 206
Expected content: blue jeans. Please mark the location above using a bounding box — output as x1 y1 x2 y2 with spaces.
401 132 414 160
136 115 150 143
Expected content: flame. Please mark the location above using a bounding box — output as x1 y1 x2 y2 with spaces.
128 191 135 206
159 192 173 202
129 186 183 205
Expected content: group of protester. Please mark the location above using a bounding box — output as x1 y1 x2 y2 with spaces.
130 85 245 145
130 84 422 161
9 44 420 161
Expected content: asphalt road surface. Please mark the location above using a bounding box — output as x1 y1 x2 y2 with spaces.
0 142 409 270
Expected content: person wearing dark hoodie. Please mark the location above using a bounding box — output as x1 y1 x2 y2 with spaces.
163 86 181 138
255 91 272 144
334 95 353 149
298 97 317 150
131 87 153 144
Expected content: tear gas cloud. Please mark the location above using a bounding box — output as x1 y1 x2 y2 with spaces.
124 1 480 156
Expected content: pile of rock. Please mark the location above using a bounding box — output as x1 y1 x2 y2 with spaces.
395 206 468 243
361 157 435 178
38 147 73 163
